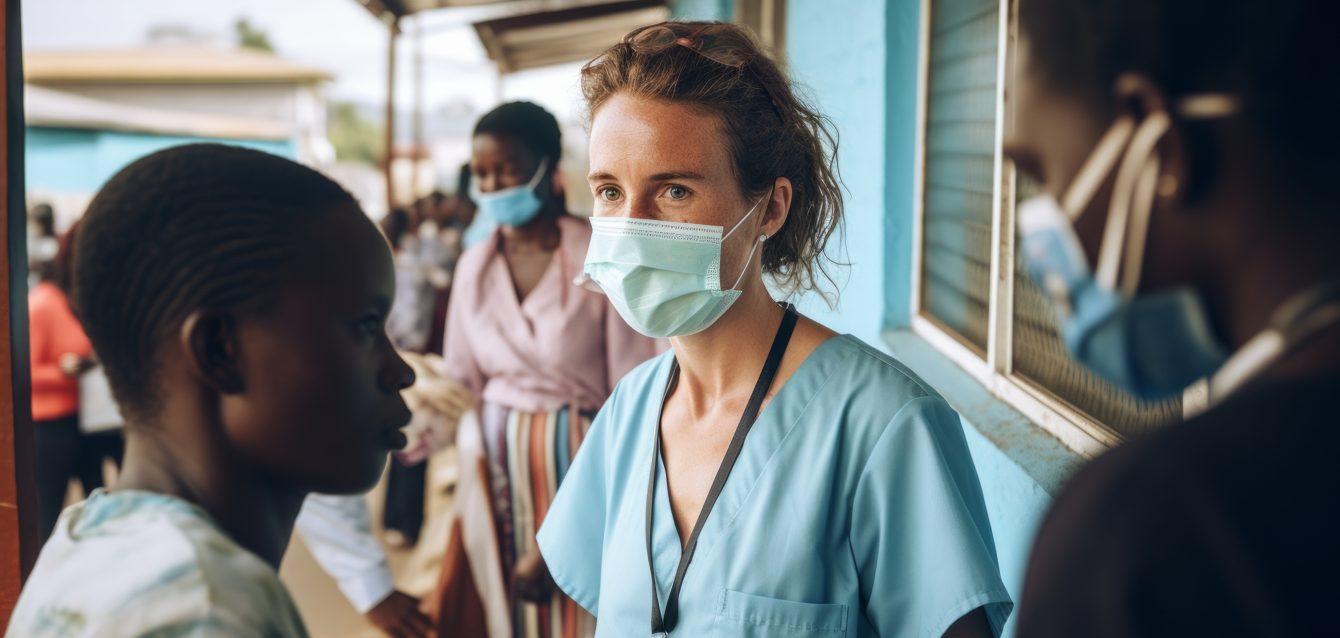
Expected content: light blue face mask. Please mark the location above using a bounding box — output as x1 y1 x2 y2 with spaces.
1018 95 1239 401
583 197 767 338
470 158 549 227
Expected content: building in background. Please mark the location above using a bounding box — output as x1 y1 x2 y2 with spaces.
23 47 331 226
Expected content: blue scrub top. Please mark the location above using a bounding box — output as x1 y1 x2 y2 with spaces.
537 334 1012 637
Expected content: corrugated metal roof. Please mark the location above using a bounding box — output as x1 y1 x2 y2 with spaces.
475 1 666 73
24 47 331 85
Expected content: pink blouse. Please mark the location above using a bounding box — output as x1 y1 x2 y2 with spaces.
443 215 661 413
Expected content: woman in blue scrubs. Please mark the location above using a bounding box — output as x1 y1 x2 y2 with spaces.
536 22 1011 637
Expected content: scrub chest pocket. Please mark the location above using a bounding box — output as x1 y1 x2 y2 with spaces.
714 589 849 636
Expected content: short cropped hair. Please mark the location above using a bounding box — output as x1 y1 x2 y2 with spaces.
73 144 357 420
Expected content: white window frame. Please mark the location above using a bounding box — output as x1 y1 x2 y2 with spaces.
910 0 1121 457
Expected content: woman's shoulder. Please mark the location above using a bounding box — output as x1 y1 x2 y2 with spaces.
817 334 942 405
28 281 61 308
799 334 965 449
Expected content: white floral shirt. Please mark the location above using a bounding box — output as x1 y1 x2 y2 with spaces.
6 490 308 637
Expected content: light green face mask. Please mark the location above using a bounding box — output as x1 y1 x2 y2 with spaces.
583 197 766 338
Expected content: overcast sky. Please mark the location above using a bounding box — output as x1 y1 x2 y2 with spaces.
22 0 584 119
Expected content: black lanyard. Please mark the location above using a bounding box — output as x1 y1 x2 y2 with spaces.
646 304 798 635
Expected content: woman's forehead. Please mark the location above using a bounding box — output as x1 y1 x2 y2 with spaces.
588 95 731 179
472 132 535 165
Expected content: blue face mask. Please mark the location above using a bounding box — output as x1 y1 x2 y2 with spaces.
470 158 549 227
582 197 767 338
1018 95 1239 401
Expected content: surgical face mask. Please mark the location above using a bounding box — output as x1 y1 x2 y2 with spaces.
583 196 767 338
470 158 549 227
1018 94 1239 401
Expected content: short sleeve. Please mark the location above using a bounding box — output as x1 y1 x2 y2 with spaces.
536 400 612 615
295 494 394 613
849 396 1013 638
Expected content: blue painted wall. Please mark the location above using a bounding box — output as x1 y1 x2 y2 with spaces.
26 127 295 195
670 0 733 21
785 0 888 345
882 0 922 329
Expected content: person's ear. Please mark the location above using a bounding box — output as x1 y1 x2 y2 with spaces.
1114 73 1190 209
550 162 565 199
179 310 245 395
760 177 793 240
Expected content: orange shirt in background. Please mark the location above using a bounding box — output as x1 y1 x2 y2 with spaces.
29 282 92 421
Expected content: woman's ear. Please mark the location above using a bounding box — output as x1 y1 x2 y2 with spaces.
761 177 793 239
179 310 245 395
550 163 565 199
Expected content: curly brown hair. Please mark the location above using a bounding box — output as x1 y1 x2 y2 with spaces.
581 21 845 301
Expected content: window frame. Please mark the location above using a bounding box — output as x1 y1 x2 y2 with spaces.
910 0 1122 456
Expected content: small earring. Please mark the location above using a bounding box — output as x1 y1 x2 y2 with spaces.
1157 174 1179 198
759 233 768 242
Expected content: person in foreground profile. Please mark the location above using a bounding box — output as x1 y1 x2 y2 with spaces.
534 21 1011 637
6 144 417 637
1008 0 1340 635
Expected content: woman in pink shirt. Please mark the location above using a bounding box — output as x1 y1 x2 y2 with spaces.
431 102 659 637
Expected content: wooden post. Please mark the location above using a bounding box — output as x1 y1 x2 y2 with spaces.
1 0 37 628
384 16 400 213
411 16 424 202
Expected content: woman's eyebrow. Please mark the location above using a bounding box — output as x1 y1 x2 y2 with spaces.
649 171 706 181
587 170 708 182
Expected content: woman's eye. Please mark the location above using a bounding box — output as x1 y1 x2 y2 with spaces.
665 185 690 200
597 187 621 202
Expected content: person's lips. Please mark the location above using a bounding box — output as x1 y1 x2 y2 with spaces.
379 400 413 450
381 427 408 450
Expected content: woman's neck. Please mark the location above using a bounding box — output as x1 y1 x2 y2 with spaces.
669 284 786 407
499 204 563 250
113 410 305 569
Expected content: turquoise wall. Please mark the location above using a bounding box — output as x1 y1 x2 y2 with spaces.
670 0 733 21
784 0 888 345
26 127 295 195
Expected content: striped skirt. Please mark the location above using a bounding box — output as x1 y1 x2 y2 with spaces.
433 403 596 638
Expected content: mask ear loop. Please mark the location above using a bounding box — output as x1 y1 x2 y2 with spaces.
729 233 768 291
1061 116 1137 217
723 193 769 240
526 157 551 190
1096 111 1171 292
1120 156 1161 296
724 189 774 291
